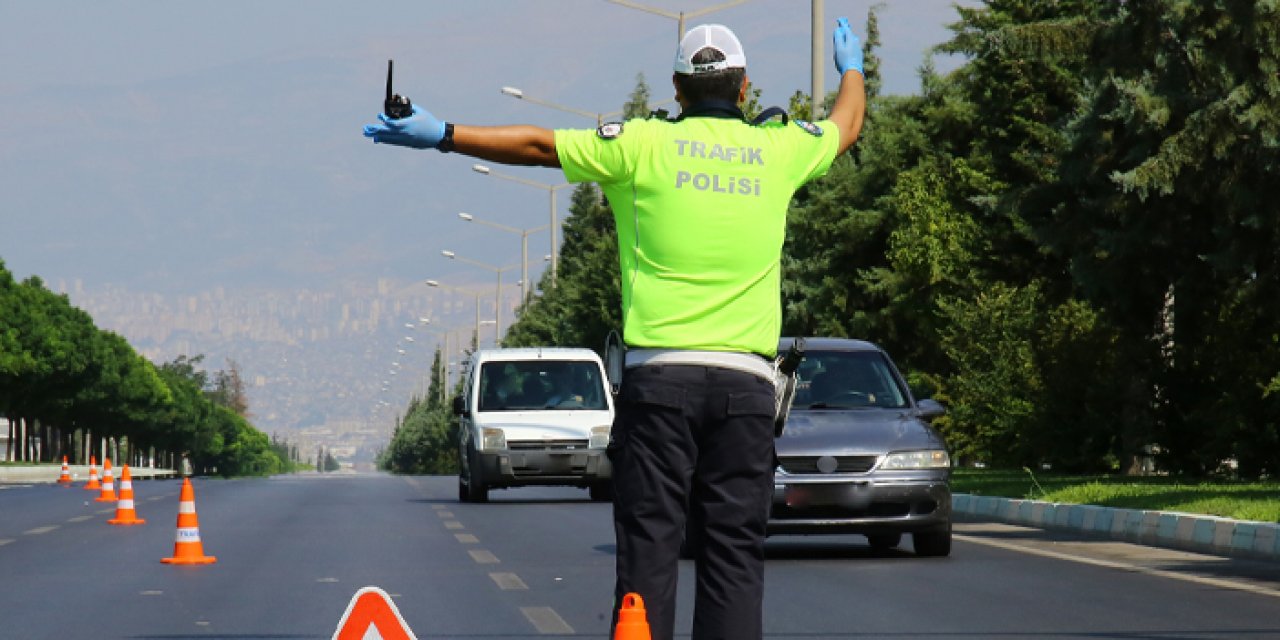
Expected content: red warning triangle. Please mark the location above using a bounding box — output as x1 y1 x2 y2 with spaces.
332 586 417 640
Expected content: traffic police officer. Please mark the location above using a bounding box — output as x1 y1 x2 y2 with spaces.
364 18 866 640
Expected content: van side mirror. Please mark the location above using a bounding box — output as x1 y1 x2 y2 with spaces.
916 398 946 421
452 395 467 416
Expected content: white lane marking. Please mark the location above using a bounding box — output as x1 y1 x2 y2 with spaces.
140 590 163 596
0 539 14 546
66 515 93 523
490 572 529 590
955 534 1280 600
316 577 339 583
24 526 58 535
431 504 445 510
436 511 455 518
521 607 574 634
468 549 500 564
455 533 479 544
444 521 464 530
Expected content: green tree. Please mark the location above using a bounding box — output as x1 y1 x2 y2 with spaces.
504 182 620 354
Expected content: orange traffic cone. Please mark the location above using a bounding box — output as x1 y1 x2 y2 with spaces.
83 456 101 490
161 478 216 565
614 593 651 640
57 456 73 484
107 465 145 525
94 458 118 502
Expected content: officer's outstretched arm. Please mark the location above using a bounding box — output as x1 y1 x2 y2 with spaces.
829 17 867 154
363 104 560 168
453 124 560 168
829 72 865 155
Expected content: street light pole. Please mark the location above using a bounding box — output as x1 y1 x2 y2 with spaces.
501 87 676 127
458 212 550 303
811 0 824 119
426 279 484 347
605 0 751 40
440 251 519 343
471 164 572 285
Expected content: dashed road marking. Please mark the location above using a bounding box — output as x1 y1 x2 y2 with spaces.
455 533 479 544
490 572 528 590
444 521 464 530
468 549 500 564
24 526 58 535
140 590 163 596
521 607 574 634
0 539 14 546
436 511 455 518
66 515 93 523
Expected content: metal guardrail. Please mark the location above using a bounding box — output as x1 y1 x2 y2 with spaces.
0 465 179 484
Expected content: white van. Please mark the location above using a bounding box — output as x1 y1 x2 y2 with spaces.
453 347 614 503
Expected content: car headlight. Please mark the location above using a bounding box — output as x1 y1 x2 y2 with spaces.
481 428 507 451
881 450 950 469
589 425 611 449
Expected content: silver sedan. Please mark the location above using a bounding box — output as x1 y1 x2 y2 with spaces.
769 337 952 556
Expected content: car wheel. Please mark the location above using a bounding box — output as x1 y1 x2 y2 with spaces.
588 481 613 502
913 525 951 557
461 444 489 503
867 533 902 550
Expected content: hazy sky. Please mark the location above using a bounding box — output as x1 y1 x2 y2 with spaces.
1 0 977 296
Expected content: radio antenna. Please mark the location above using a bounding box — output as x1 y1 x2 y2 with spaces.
385 60 394 103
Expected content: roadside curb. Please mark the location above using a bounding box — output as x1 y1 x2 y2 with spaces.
953 494 1280 562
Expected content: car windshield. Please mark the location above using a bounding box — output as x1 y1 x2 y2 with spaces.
794 350 909 409
478 360 607 412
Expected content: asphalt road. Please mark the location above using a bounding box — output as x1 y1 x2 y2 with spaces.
1 473 1277 639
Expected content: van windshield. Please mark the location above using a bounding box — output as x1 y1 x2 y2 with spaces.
478 360 608 412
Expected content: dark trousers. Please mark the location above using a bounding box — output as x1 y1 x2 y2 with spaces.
608 364 776 640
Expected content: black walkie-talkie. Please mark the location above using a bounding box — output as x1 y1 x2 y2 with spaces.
384 59 413 120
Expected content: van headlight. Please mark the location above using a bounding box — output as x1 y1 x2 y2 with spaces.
481 428 507 451
589 425 611 449
881 450 950 469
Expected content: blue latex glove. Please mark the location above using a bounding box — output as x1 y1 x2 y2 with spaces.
833 17 863 76
363 104 446 149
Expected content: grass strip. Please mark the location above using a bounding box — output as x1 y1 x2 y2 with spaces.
952 469 1280 523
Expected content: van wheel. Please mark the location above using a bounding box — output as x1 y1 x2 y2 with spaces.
913 524 951 557
461 444 488 503
588 481 613 502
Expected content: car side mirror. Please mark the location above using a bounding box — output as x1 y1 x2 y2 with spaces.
452 395 467 416
916 398 946 420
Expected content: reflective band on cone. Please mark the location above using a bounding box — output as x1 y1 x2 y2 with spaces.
95 458 118 502
57 456 73 484
108 465 145 525
161 478 215 565
84 456 101 490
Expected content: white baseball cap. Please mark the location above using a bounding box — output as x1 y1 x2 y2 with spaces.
673 24 747 75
